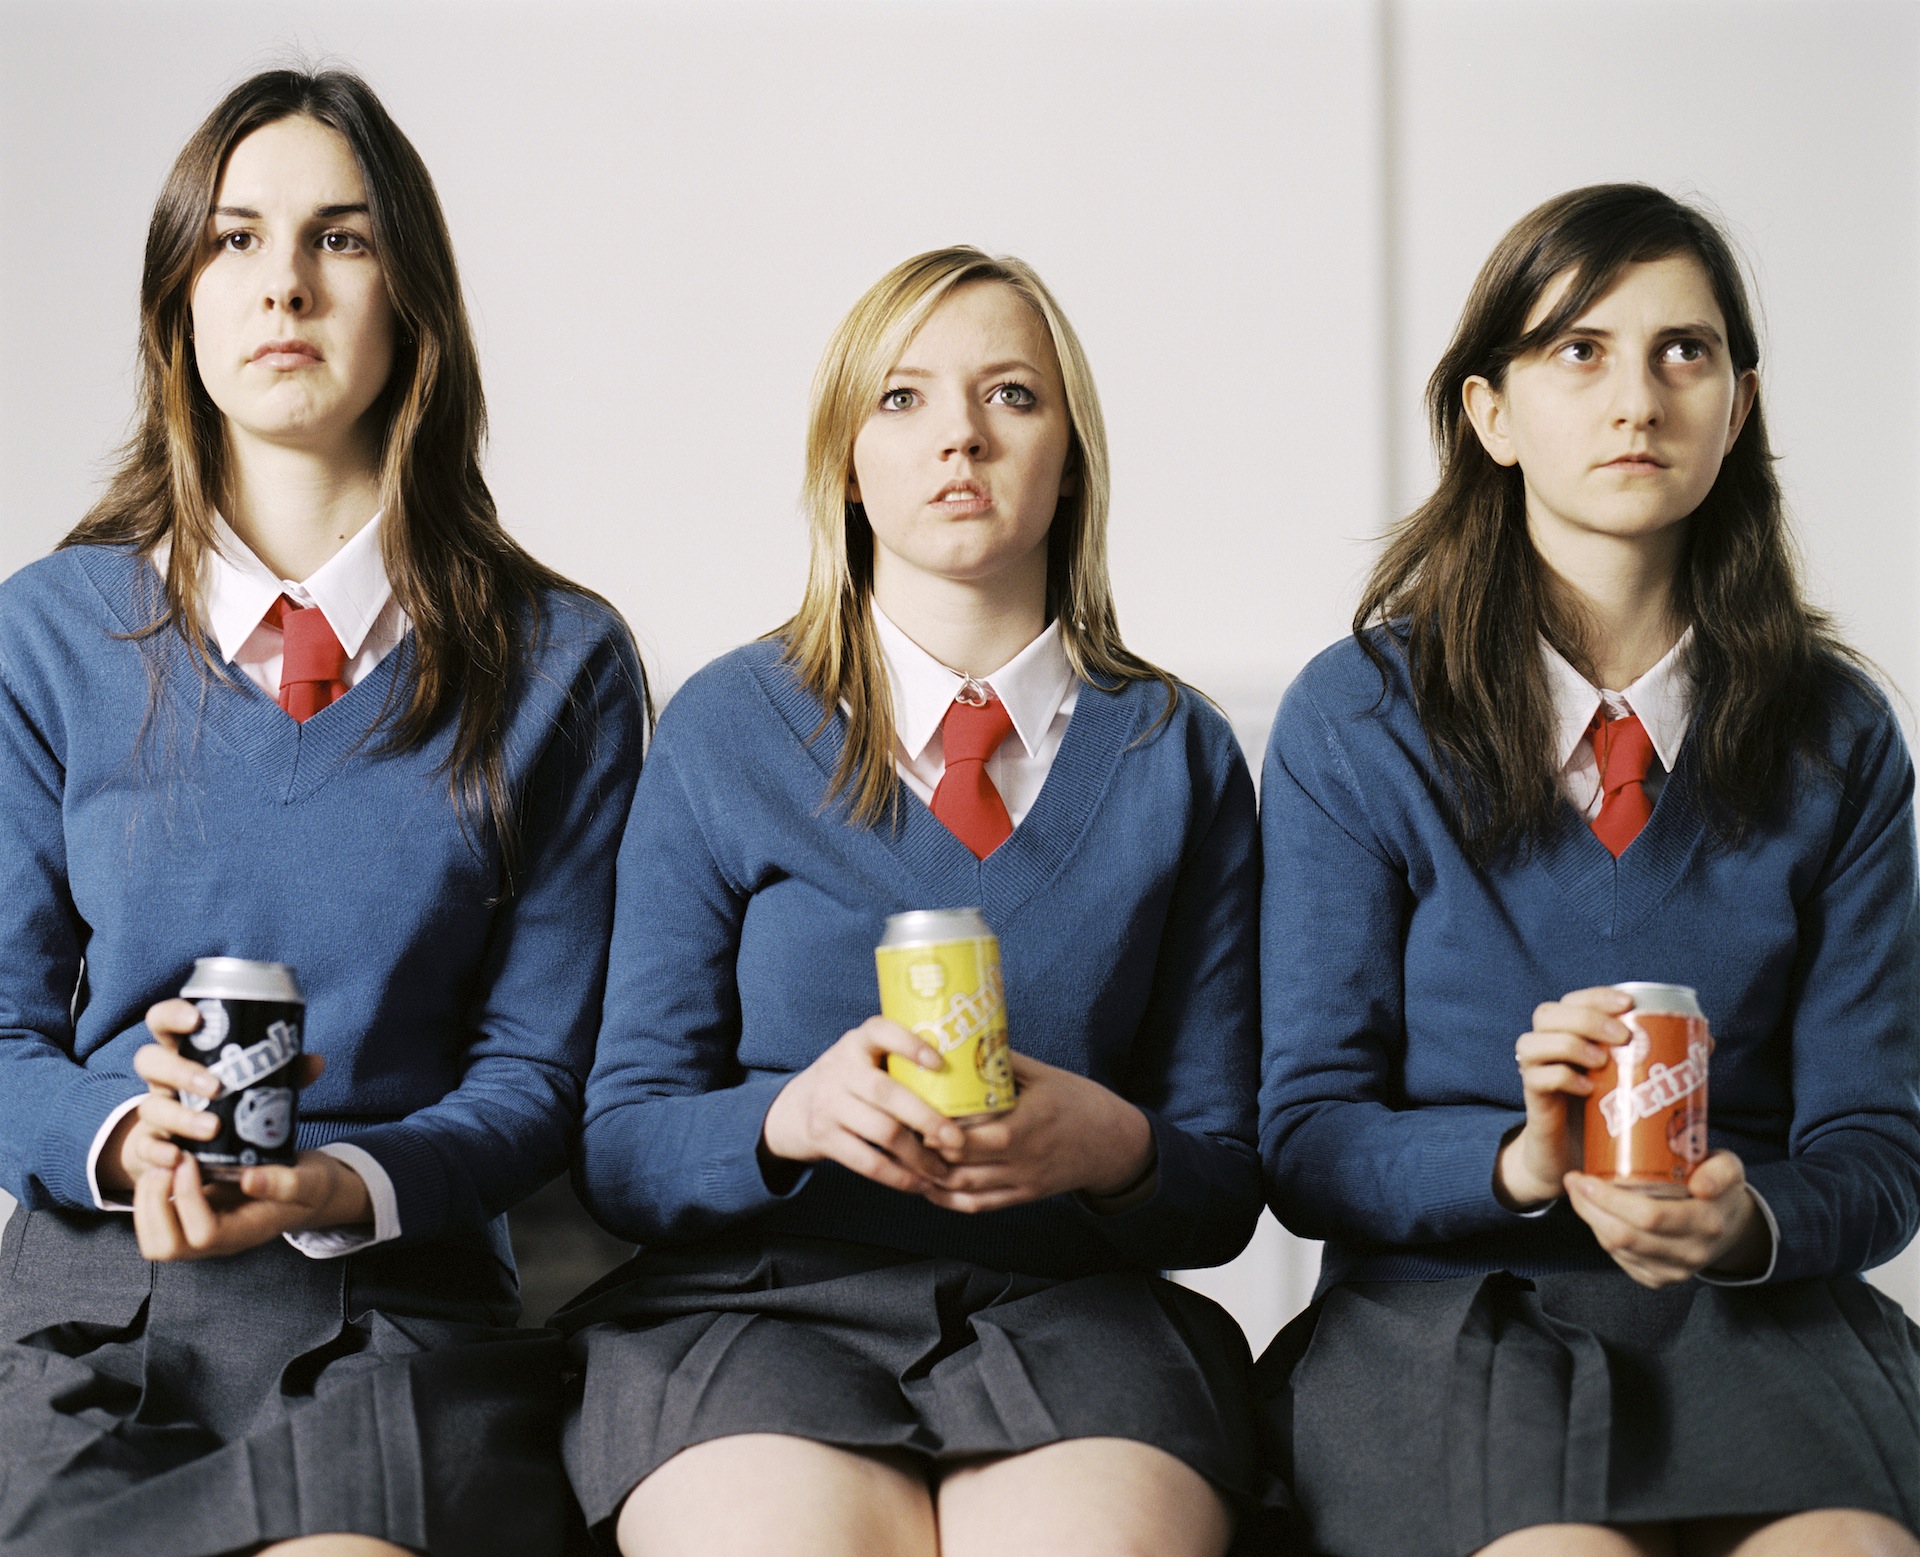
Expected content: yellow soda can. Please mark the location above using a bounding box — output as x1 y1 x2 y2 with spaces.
875 908 1016 1118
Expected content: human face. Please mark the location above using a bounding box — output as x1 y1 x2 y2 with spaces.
191 115 395 461
851 281 1073 600
1463 254 1757 551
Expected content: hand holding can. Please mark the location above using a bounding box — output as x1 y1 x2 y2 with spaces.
875 909 1016 1120
1582 981 1713 1197
170 958 306 1179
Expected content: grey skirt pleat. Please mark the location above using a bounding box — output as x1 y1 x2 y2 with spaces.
0 1207 577 1557
1252 1268 1920 1557
555 1233 1271 1536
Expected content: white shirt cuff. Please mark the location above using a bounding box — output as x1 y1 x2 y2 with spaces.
86 1095 145 1211
282 1142 401 1260
1697 1184 1780 1286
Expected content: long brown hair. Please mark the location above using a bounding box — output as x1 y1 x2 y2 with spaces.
1356 183 1867 859
779 247 1176 827
62 68 638 883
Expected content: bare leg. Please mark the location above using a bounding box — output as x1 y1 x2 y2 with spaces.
256 1541 416 1556
1476 1525 1677 1557
938 1437 1232 1557
616 1433 937 1557
1682 1510 1920 1557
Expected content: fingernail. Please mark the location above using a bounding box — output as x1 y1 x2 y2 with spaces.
195 1077 219 1097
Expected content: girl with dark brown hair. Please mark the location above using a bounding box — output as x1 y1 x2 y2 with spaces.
0 70 647 1555
1255 185 1920 1556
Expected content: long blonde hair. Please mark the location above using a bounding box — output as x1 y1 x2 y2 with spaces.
779 246 1175 827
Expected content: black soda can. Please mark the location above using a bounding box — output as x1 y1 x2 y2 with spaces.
174 958 304 1178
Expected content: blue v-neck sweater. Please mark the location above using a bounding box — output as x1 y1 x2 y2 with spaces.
577 641 1262 1279
0 546 647 1242
1260 631 1920 1288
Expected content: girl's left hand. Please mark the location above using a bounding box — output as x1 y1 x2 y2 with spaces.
1565 1150 1771 1288
132 1149 374 1262
920 1051 1155 1215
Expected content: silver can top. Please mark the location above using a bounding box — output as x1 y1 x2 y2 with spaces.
179 957 304 1005
878 908 993 949
1615 981 1704 1020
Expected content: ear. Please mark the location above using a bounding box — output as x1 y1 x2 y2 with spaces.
1057 451 1078 499
1724 368 1759 455
1461 376 1518 467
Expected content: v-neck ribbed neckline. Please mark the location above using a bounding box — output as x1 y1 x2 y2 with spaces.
77 545 413 806
1530 733 1707 938
749 648 1142 925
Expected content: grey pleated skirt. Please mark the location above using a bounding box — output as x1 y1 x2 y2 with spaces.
1252 1268 1920 1557
555 1233 1272 1537
0 1206 578 1557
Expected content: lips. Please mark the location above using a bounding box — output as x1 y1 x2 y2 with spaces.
249 339 322 365
1602 453 1668 470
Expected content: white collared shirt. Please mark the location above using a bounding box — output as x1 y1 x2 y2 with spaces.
84 518 408 1258
873 605 1078 828
1536 627 1779 1283
202 513 409 701
1543 630 1694 819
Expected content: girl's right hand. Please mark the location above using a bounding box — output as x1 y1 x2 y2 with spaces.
1495 985 1634 1210
760 1017 967 1194
97 998 324 1198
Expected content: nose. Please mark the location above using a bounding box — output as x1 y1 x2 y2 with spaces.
1610 356 1662 431
260 242 313 319
939 398 989 461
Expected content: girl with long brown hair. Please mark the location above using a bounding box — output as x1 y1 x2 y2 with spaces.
1256 184 1920 1556
560 248 1268 1556
0 69 647 1555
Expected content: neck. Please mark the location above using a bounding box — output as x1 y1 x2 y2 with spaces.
221 425 383 582
1528 505 1685 690
871 549 1048 678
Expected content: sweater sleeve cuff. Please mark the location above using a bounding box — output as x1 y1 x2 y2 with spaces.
1067 1108 1261 1269
283 1143 401 1260
1419 1108 1558 1238
326 1123 449 1244
702 1072 815 1218
1697 1184 1780 1287
86 1094 145 1211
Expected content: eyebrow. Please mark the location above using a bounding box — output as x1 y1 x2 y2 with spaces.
1562 320 1726 346
887 358 1044 379
210 203 371 220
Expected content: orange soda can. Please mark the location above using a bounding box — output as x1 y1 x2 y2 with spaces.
1583 981 1713 1196
875 908 1016 1119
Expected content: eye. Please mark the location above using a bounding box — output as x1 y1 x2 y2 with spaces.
1556 338 1599 365
988 382 1036 408
214 229 257 253
879 387 919 412
319 230 369 255
1661 338 1709 365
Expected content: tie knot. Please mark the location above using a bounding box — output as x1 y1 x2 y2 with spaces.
941 695 1015 765
270 596 347 684
1592 710 1654 789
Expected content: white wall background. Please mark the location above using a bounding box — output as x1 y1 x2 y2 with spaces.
1 0 1916 1346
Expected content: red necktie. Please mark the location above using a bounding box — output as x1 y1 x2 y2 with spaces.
931 695 1015 859
1589 710 1654 857
264 594 348 723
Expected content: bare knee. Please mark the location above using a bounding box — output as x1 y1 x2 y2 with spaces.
1685 1510 1920 1557
617 1433 935 1557
1477 1524 1675 1557
255 1541 416 1557
939 1437 1232 1557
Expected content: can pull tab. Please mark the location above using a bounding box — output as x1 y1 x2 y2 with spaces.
956 678 990 707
